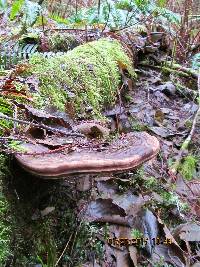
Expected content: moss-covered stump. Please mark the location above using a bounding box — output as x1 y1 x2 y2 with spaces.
25 38 136 118
46 31 81 52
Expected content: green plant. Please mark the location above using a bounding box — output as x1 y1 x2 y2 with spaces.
35 225 57 267
144 176 158 189
192 53 200 70
49 12 69 25
65 0 180 30
179 155 197 180
22 0 41 26
48 32 79 52
0 155 11 265
130 117 148 132
149 256 173 267
0 97 13 136
7 141 26 153
0 0 7 12
131 228 143 239
26 39 135 118
10 0 25 20
0 191 11 264
10 0 41 29
160 191 189 212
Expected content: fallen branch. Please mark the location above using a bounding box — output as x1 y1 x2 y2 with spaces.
0 113 85 138
139 63 199 79
175 83 198 100
164 62 199 79
171 70 200 174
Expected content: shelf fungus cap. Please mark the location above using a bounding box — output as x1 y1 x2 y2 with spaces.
15 132 160 179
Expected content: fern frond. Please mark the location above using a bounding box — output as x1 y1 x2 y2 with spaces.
0 43 38 69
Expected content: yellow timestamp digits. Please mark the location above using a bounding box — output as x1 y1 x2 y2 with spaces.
107 237 173 247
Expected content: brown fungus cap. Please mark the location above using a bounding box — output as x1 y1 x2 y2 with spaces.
15 132 160 179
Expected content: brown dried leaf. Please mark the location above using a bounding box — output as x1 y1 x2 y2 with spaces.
154 109 165 123
83 198 134 226
74 122 110 139
174 223 200 242
128 246 138 266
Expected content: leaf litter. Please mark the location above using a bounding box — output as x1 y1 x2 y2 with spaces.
0 17 200 267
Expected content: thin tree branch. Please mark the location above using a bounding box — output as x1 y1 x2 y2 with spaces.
0 113 85 138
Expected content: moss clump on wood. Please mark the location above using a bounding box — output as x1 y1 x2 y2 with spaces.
27 38 136 118
0 97 13 136
179 155 197 180
48 32 80 52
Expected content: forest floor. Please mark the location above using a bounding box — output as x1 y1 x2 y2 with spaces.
1 61 200 267
0 12 200 267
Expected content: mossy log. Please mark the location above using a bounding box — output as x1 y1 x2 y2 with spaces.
24 38 136 118
163 62 199 79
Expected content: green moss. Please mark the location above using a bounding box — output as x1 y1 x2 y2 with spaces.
0 155 11 265
179 155 197 180
130 117 147 132
27 38 136 118
0 97 13 136
48 32 79 52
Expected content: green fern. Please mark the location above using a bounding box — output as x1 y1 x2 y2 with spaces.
66 0 180 30
22 0 41 26
192 53 200 70
0 43 38 69
49 12 69 25
0 0 7 11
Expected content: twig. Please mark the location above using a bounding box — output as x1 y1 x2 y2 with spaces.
44 28 95 33
0 113 85 138
101 0 111 35
171 70 200 174
97 0 101 17
55 233 73 266
16 143 74 156
13 105 18 134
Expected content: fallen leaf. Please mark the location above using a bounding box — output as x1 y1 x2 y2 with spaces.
16 103 72 128
154 109 165 123
83 198 134 226
76 175 91 192
173 223 200 242
128 246 138 266
152 244 186 267
157 216 182 248
156 82 176 96
74 122 110 139
150 126 174 138
134 209 159 256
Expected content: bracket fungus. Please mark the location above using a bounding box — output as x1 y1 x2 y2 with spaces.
15 132 160 179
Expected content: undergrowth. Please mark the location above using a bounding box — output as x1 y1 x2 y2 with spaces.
0 154 11 265
0 96 13 136
118 168 189 222
0 164 104 266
